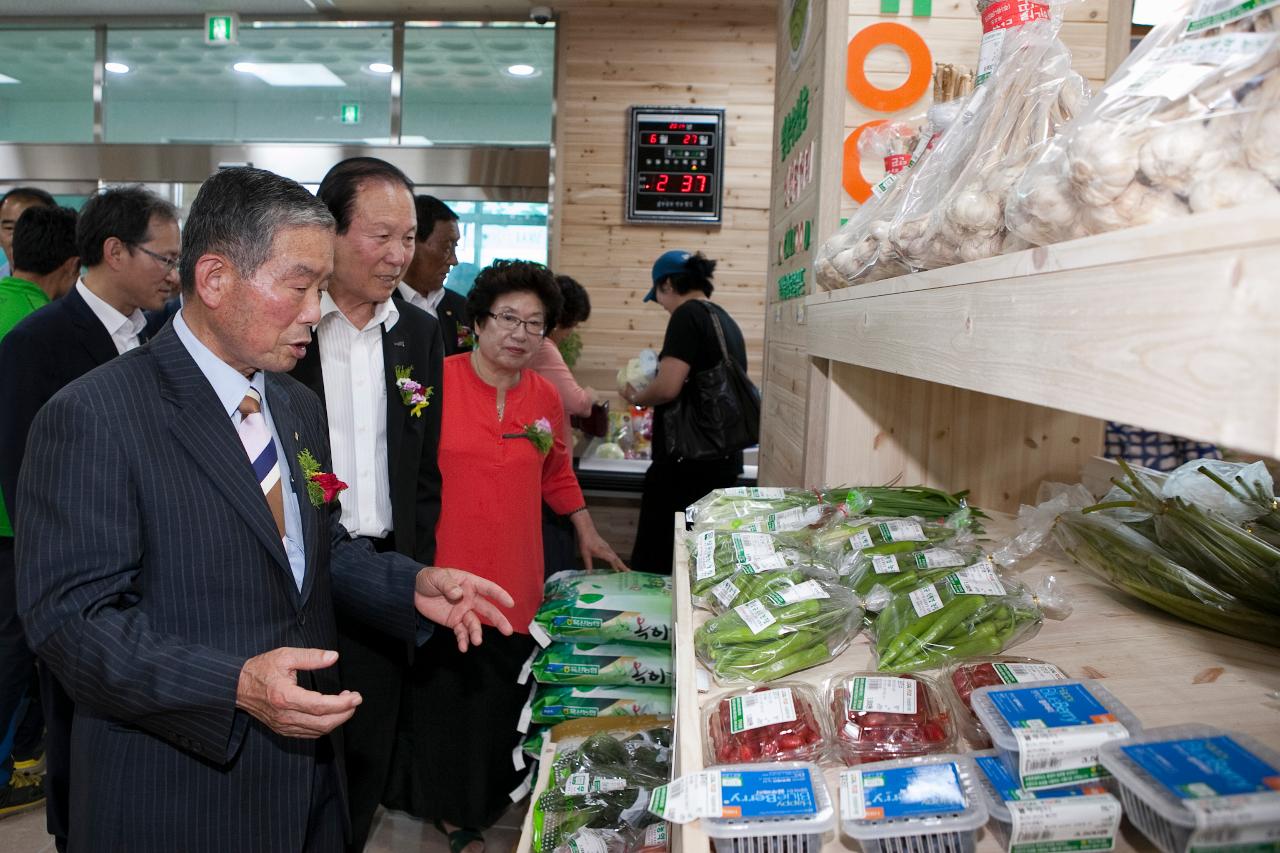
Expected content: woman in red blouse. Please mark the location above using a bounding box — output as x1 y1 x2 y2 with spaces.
385 260 626 853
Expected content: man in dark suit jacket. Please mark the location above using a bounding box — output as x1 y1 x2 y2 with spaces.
289 157 444 851
396 195 472 355
13 167 513 853
0 185 180 848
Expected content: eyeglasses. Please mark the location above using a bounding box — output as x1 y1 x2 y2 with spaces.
486 311 547 337
132 244 181 273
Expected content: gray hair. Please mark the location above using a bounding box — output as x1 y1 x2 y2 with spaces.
180 167 335 294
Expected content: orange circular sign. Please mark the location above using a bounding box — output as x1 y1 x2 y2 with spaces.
846 22 932 113
842 120 888 203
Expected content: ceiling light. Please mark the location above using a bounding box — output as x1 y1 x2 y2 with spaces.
233 62 346 87
368 62 394 74
0 73 19 84
105 61 130 74
505 64 537 77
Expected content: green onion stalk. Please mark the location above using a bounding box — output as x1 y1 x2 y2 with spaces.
1193 464 1280 549
1089 459 1280 615
1054 509 1280 648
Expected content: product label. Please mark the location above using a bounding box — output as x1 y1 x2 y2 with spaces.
735 598 778 635
529 620 552 647
642 823 667 848
996 663 1068 685
1188 792 1280 849
976 755 1109 803
738 554 790 574
567 829 610 853
877 519 927 542
872 555 902 575
1187 0 1280 33
722 487 786 499
648 771 722 823
841 763 967 820
914 548 967 570
546 662 600 676
565 773 629 796
884 152 910 174
993 684 1129 789
849 530 875 550
1122 736 1280 799
731 532 778 563
710 577 742 609
728 687 798 734
1008 795 1123 853
719 768 817 818
980 0 1050 33
909 584 945 617
695 532 716 580
945 561 1007 596
847 676 918 714
1119 32 1277 100
764 505 824 532
871 170 899 198
764 579 830 606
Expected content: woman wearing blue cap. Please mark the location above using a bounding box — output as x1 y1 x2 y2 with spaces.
621 250 748 573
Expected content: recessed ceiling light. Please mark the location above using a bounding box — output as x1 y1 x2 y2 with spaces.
105 61 130 74
233 62 346 87
368 62 394 74
505 64 537 77
0 73 19 84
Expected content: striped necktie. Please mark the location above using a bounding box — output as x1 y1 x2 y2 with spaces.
237 389 286 540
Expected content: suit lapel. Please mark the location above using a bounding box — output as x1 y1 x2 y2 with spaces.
153 327 297 592
65 288 123 367
266 374 323 607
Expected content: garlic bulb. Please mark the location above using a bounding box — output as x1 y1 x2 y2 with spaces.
1010 174 1080 244
947 189 1003 234
956 231 1004 263
1187 165 1279 212
1080 182 1189 235
1245 105 1280 181
1068 121 1142 205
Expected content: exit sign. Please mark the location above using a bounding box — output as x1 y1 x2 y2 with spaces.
340 103 361 124
205 13 239 46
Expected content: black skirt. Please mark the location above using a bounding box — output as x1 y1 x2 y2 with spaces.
382 626 537 828
630 457 741 574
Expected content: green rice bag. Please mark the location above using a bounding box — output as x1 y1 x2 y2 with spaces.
534 572 673 646
532 642 672 687
531 685 673 725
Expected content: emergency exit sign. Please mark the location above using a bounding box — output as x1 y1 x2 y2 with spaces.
340 104 361 124
205 13 238 45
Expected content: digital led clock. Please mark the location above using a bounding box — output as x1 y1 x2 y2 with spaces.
625 106 725 224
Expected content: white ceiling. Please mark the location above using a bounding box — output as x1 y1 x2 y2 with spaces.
0 1 544 17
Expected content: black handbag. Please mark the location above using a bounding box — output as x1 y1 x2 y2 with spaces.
662 302 761 461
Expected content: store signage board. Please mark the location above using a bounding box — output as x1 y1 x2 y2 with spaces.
624 106 725 225
205 13 239 46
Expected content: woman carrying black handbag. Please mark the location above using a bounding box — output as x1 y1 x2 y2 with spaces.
621 250 759 573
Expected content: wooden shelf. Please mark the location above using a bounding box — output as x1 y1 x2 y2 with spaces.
805 202 1280 460
669 514 1280 853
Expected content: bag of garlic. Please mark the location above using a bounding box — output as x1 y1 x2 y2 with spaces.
884 1 1089 270
813 66 972 290
1006 2 1280 245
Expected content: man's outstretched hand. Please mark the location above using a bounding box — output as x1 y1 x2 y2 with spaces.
236 648 360 738
415 567 516 652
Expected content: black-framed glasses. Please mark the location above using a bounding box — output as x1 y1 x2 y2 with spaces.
132 244 181 273
486 311 548 337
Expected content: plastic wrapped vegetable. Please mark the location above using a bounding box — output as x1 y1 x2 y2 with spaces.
687 529 825 602
616 349 658 394
825 672 958 765
1007 3 1280 246
819 515 971 578
703 565 841 616
694 579 864 684
536 572 673 646
871 561 1062 672
841 543 986 604
703 684 829 765
531 685 673 725
628 822 668 853
944 656 1067 746
685 486 866 533
553 828 630 853
888 3 1087 269
532 643 672 687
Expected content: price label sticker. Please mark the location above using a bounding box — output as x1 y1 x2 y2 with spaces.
872 554 902 575
764 579 830 606
648 771 722 823
731 532 778 563
1008 794 1123 852
849 530 875 551
739 554 789 574
914 548 967 570
909 585 945 617
735 598 778 635
996 662 1067 684
565 772 592 795
695 531 717 580
877 519 926 542
1188 792 1280 848
728 687 798 734
1013 725 1129 790
946 560 1007 596
710 577 742 609
848 676 918 714
722 487 786 499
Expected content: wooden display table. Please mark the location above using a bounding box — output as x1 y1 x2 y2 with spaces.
670 515 1280 853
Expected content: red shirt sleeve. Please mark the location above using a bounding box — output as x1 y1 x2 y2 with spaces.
541 394 585 515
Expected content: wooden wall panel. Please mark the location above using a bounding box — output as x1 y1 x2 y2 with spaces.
550 1 777 401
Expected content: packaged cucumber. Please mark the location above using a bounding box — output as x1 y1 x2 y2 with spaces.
841 544 986 606
694 578 864 684
532 642 672 687
535 571 673 646
870 562 1069 673
532 685 674 725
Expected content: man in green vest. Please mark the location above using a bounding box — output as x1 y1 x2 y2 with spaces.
0 203 77 820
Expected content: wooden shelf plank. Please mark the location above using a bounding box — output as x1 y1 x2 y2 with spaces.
805 203 1280 459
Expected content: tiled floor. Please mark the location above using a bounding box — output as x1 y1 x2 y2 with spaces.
0 800 530 853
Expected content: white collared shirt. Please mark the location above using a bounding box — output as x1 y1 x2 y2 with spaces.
76 279 147 354
396 281 445 318
316 293 398 539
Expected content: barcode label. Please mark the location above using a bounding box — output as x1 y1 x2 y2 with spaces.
909 585 945 617
765 579 829 605
872 555 901 574
1014 724 1129 790
710 577 741 609
735 598 777 635
1189 792 1280 848
731 532 777 563
695 532 716 580
878 519 926 542
739 554 789 574
1009 795 1122 852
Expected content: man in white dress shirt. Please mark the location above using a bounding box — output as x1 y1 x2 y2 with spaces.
289 158 445 853
0 184 179 851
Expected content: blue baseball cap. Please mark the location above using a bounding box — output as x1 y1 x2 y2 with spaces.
644 250 692 302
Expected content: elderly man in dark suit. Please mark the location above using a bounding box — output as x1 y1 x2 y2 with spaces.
0 185 179 849
396 195 472 355
289 157 444 851
13 166 513 853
